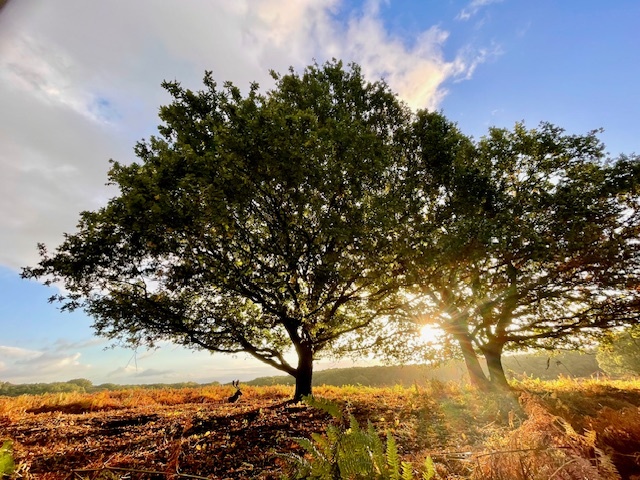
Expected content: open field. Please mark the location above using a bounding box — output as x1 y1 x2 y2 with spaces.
1 379 640 479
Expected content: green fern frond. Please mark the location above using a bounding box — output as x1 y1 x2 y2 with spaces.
295 436 326 461
369 422 385 461
349 413 361 431
0 441 15 477
282 398 433 480
326 424 342 449
401 461 414 480
422 456 435 480
303 395 343 420
386 432 401 480
311 432 332 457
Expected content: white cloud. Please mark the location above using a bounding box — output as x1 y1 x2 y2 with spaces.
0 1 490 272
243 0 486 110
457 0 504 21
14 351 83 371
0 345 91 382
0 345 41 359
1 35 115 124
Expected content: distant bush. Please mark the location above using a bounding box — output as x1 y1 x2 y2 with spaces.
247 352 601 388
597 326 640 377
67 378 94 390
0 380 86 396
0 379 219 397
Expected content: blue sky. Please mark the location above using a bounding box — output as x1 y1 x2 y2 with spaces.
0 0 638 385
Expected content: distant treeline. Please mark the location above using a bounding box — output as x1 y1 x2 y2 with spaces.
0 351 602 396
247 351 603 387
0 378 219 397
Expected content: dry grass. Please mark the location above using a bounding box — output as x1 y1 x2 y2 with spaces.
475 393 620 480
1 379 639 479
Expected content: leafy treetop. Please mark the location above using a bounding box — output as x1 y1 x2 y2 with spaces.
22 60 417 400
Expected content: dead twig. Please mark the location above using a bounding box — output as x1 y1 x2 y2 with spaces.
426 445 572 461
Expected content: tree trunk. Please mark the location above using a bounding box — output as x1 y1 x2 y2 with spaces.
481 342 510 390
454 333 491 390
293 345 314 402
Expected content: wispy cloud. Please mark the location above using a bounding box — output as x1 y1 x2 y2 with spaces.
134 368 174 378
457 0 504 21
0 35 118 124
454 43 503 82
52 338 106 353
106 365 175 380
0 344 91 382
248 0 489 110
0 345 41 359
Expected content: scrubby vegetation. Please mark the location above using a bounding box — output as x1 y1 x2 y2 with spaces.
597 325 640 377
1 379 639 479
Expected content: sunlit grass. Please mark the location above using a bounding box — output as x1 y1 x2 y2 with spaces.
2 379 640 478
514 375 640 393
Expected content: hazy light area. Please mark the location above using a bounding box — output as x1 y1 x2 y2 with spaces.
419 325 446 346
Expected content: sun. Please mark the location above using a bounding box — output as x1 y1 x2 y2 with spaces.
418 324 445 345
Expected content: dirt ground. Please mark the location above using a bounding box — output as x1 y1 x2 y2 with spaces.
2 382 640 479
4 398 333 479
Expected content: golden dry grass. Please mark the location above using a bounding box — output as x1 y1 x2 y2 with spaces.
1 379 639 479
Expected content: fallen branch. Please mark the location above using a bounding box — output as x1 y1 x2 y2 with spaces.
427 445 573 460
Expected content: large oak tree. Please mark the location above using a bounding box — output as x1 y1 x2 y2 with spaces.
406 122 640 389
22 61 415 400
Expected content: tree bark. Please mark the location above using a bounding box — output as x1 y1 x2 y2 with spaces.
293 345 314 402
454 333 491 390
481 341 510 390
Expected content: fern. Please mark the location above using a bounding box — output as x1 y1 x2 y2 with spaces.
401 461 414 480
386 432 401 480
302 394 343 420
282 397 435 480
422 456 435 480
0 441 15 477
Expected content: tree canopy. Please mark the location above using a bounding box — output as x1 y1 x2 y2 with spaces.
405 122 640 388
22 60 420 400
22 60 640 395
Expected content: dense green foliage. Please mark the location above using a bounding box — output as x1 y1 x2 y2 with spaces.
404 122 640 388
597 326 640 376
22 60 421 400
0 441 14 477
